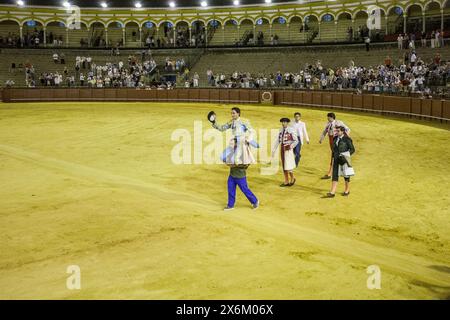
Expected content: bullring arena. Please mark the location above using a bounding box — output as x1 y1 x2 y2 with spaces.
0 0 450 301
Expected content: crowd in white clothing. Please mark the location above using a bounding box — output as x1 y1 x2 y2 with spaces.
202 51 449 96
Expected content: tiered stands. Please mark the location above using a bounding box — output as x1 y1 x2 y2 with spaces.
189 44 450 85
0 48 203 86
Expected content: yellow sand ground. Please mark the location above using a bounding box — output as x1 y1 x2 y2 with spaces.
0 102 449 300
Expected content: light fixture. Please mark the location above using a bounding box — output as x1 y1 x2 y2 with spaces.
233 0 240 5
16 0 25 6
169 1 176 7
62 1 71 8
265 0 272 4
200 1 208 7
135 2 142 8
100 2 108 8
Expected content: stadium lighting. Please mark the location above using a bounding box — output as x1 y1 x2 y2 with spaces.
135 2 142 8
200 1 208 7
233 0 240 5
16 0 25 6
100 2 108 8
169 1 176 7
62 1 71 8
265 0 272 4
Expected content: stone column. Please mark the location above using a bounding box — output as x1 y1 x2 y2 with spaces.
334 20 338 42
403 15 407 34
43 26 47 47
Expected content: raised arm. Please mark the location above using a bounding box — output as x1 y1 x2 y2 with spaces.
212 121 232 132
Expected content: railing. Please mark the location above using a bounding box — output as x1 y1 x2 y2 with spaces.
1 87 449 123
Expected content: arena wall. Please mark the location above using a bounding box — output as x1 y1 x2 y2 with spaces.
1 88 449 122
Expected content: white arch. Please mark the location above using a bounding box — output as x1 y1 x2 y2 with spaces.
156 20 175 28
141 20 157 28
124 20 141 27
191 18 206 26
352 9 369 19
424 0 443 9
223 17 238 25
238 17 256 25
304 13 320 22
405 2 424 13
386 4 405 16
105 20 125 28
271 16 288 24
0 17 21 25
287 15 302 23
206 18 222 26
88 20 106 28
336 11 353 20
319 12 336 22
22 17 45 26
44 19 67 27
173 19 189 26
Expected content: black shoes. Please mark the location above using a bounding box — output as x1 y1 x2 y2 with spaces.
326 192 335 198
280 178 297 187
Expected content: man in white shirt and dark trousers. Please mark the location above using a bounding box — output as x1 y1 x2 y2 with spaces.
291 112 310 167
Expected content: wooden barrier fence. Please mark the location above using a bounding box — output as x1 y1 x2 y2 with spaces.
1 88 449 122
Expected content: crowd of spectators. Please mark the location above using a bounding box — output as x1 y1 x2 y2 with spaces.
0 29 65 48
202 51 449 96
18 51 190 88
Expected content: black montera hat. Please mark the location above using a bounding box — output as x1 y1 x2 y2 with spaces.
207 111 216 123
280 118 290 123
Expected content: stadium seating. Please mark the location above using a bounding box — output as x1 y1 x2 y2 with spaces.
189 44 450 86
1 42 449 87
0 48 202 86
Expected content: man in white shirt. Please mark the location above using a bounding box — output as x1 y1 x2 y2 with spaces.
291 112 310 167
397 34 403 50
410 51 417 65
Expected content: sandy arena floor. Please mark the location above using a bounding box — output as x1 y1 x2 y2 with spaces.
0 102 449 299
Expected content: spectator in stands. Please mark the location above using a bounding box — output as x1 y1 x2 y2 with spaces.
421 31 427 47
397 34 403 50
193 72 199 87
9 62 16 73
347 27 353 42
435 30 441 48
53 52 59 63
431 30 436 48
5 79 15 87
365 37 370 51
